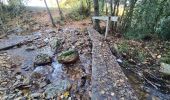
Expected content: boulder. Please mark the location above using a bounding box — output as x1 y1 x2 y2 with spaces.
44 79 71 99
31 66 51 79
34 53 52 66
160 63 170 76
49 37 61 52
57 50 79 64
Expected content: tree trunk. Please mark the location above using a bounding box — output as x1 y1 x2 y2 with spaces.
101 0 105 12
86 0 91 16
106 3 108 15
112 0 117 16
123 0 137 31
44 0 55 27
116 0 120 16
110 0 113 15
56 0 64 20
120 0 127 31
93 0 100 31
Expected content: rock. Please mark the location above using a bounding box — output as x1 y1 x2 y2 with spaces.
33 25 40 31
30 93 41 99
39 81 47 88
45 29 56 34
15 97 24 100
57 50 79 64
78 76 86 87
34 53 52 66
9 27 23 33
26 45 35 51
16 75 22 80
31 66 51 79
44 79 71 99
160 63 170 76
49 37 61 52
117 59 123 63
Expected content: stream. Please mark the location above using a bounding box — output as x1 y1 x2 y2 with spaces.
0 28 169 99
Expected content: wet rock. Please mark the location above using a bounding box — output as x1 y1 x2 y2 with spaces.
44 79 71 99
9 27 23 34
49 37 61 52
78 76 86 87
14 97 25 100
39 81 47 88
30 93 41 99
34 53 52 66
3 94 16 100
26 45 35 51
33 24 40 31
45 29 56 34
16 75 22 80
57 50 79 64
31 66 51 79
160 63 170 76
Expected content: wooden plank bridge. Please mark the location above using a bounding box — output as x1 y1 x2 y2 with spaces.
88 27 138 100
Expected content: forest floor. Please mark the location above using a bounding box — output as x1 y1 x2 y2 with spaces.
0 9 170 100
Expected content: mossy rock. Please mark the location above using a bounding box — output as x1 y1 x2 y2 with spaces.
160 63 170 76
34 53 52 66
49 37 62 52
57 50 79 64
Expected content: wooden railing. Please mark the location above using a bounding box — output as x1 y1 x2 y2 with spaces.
92 16 118 39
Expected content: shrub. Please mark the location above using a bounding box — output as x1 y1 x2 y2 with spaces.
156 16 170 40
60 0 91 21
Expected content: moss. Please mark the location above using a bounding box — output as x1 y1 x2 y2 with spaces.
59 50 76 57
161 52 170 64
117 41 148 64
117 41 130 53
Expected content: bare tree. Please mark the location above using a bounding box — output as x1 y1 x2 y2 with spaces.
44 0 55 27
123 0 137 31
56 0 64 20
93 0 100 31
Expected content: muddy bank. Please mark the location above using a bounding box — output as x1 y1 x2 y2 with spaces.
107 36 170 100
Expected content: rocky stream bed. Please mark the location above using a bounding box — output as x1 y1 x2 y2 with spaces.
0 28 92 99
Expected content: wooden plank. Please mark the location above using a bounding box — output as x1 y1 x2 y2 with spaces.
88 27 138 100
92 16 109 21
92 16 118 22
111 16 119 21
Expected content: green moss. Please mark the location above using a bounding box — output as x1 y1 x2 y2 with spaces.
117 41 129 53
117 41 148 64
161 52 170 64
59 50 76 57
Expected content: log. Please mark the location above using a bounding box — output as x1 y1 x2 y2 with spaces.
88 27 138 100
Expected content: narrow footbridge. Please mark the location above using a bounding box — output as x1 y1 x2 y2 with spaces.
88 28 138 100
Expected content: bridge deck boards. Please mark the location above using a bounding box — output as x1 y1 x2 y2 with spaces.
88 28 138 100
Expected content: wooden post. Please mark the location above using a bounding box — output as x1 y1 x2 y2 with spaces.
105 16 110 39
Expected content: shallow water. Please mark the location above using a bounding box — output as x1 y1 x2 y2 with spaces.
123 68 170 100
